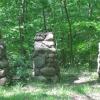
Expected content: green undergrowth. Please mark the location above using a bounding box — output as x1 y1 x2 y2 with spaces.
0 68 100 100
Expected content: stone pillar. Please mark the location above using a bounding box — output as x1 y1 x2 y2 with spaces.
97 43 100 78
0 39 9 85
33 32 60 82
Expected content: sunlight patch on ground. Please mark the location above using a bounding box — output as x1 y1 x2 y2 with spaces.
22 85 43 93
46 86 72 96
74 72 98 84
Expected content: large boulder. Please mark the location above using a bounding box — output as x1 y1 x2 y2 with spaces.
40 67 56 76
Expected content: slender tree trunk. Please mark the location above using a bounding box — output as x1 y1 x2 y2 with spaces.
59 1 67 67
77 0 81 17
19 0 26 56
88 0 93 18
61 33 67 67
59 0 64 18
62 0 73 67
88 0 93 70
43 7 47 32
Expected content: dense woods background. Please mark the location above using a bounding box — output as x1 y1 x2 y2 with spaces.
0 0 100 81
0 0 100 100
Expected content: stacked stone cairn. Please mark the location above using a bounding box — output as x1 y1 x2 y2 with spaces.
33 32 60 82
97 43 100 78
0 39 9 85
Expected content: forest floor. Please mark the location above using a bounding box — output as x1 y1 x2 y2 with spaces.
0 68 100 100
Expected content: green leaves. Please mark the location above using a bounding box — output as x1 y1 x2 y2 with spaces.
0 0 99 72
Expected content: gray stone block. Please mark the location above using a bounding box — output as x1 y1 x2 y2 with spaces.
0 77 7 85
40 67 56 76
0 60 8 68
34 76 47 81
34 55 45 68
0 69 5 78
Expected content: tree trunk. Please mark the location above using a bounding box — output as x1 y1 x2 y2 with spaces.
77 0 81 17
88 0 93 18
18 0 26 56
62 0 73 67
43 7 47 32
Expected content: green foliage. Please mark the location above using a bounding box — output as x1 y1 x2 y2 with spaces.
0 69 99 100
0 0 100 83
